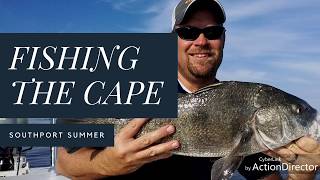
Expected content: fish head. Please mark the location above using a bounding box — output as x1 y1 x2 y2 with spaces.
253 85 318 149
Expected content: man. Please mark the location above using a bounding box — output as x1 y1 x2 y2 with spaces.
56 0 320 179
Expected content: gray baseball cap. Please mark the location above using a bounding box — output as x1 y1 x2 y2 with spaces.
172 0 226 29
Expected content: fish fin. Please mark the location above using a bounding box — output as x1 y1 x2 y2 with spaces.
211 156 244 180
193 82 224 95
211 124 253 180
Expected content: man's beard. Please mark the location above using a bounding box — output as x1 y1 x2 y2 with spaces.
186 47 222 79
187 57 222 79
188 64 215 79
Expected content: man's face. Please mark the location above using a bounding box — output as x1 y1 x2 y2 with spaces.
177 9 225 81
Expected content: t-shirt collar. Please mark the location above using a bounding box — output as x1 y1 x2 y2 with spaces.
177 79 192 93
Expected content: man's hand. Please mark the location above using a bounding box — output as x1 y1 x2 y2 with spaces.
265 136 320 180
91 118 180 176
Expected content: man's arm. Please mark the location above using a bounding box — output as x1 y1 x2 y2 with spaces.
56 118 180 179
56 147 108 179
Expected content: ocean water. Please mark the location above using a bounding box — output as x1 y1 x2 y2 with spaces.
25 147 51 168
25 118 53 168
0 118 53 168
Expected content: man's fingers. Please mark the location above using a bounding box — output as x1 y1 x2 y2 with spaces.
295 137 320 153
272 147 297 163
286 143 310 155
117 118 149 140
134 140 179 160
144 153 173 163
263 150 279 158
128 125 176 151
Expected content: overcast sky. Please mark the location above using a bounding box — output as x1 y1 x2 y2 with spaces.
1 0 319 110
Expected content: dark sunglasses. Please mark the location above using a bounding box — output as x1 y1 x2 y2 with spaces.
174 26 225 41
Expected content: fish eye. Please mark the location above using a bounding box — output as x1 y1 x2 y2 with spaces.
292 104 305 114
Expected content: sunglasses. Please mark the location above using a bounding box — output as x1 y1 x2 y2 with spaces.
174 25 225 41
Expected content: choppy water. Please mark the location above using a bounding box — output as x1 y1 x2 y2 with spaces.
25 118 53 168
25 147 51 168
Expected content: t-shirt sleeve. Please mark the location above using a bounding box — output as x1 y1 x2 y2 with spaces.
64 147 82 153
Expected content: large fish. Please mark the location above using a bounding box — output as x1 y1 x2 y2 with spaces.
62 81 320 180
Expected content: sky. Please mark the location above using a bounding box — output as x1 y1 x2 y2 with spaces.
0 0 319 110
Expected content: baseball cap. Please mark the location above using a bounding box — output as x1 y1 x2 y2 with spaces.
172 0 226 29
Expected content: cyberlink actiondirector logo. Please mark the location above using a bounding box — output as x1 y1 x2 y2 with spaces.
243 156 318 172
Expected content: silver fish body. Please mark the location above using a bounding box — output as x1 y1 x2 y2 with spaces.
69 81 318 158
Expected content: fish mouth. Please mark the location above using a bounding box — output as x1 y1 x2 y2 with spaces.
308 112 320 141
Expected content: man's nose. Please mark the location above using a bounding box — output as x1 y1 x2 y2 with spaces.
193 33 208 46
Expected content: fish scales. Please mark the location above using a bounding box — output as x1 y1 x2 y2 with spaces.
64 81 318 158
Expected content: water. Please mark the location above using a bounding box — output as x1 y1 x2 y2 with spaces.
25 118 53 168
25 147 51 168
0 118 53 168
